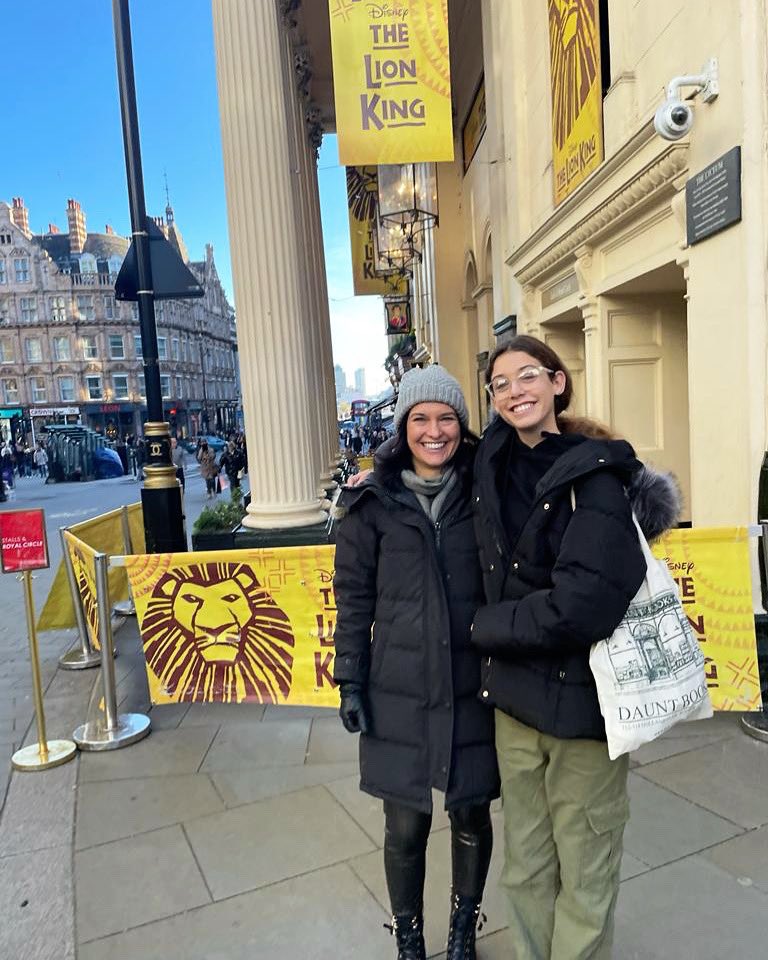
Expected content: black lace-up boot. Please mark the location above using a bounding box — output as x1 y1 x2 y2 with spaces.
445 893 483 960
386 913 426 960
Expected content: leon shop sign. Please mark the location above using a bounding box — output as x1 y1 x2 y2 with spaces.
329 0 454 165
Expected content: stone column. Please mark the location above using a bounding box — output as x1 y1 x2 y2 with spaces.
211 0 325 528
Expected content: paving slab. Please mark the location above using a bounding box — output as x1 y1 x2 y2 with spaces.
211 761 358 807
75 773 224 850
78 725 218 783
184 783 376 900
620 851 652 881
614 854 768 957
75 824 210 943
623 772 742 867
306 715 361 764
199 718 311 773
0 758 77 857
702 825 768 893
262 703 337 722
629 727 736 765
637 734 768 828
327 777 452 848
349 809 508 957
179 701 267 726
145 702 190 730
77 863 393 960
0 843 74 960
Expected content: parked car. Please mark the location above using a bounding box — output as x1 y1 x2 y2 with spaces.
181 435 226 454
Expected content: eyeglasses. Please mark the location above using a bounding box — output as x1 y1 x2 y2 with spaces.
484 366 554 399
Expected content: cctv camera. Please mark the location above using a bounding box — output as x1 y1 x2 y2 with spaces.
654 98 693 141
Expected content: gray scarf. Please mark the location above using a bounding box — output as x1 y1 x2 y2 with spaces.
401 466 457 524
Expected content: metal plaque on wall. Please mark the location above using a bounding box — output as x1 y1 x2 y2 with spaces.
686 146 742 246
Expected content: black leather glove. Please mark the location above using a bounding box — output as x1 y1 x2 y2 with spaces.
339 682 370 734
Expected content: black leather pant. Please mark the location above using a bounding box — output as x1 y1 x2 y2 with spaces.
383 800 493 915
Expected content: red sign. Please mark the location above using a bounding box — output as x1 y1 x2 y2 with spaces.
0 509 49 573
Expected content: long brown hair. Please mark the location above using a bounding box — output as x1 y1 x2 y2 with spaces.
486 334 618 439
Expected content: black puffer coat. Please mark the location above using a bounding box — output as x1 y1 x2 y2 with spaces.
471 416 680 741
333 452 500 813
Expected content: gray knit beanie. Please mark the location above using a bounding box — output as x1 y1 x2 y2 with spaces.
393 364 469 430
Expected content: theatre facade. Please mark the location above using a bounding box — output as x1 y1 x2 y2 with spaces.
212 0 768 534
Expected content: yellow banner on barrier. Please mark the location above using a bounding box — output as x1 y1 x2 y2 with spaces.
652 527 761 711
37 505 134 632
125 547 340 707
330 0 454 165
63 530 101 650
548 0 604 205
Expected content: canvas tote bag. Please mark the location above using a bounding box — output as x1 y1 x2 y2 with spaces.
579 495 713 759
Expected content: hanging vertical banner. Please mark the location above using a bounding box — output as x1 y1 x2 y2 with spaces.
347 166 407 296
330 0 454 165
63 531 101 651
548 0 604 205
652 527 761 712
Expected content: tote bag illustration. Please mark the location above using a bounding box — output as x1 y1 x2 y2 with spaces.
589 515 713 759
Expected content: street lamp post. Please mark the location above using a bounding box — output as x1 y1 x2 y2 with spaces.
112 0 186 552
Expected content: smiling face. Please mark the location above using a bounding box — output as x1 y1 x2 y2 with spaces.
489 350 566 446
406 402 461 478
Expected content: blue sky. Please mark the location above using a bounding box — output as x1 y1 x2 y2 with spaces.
3 0 390 393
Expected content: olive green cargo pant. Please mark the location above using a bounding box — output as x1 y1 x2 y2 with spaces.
495 711 629 959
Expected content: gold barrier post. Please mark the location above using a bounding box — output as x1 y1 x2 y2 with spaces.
12 570 77 771
58 525 102 670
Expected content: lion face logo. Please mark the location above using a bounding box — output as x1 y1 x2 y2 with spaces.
142 562 295 704
72 545 100 649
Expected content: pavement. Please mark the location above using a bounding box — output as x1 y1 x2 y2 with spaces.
1 612 768 960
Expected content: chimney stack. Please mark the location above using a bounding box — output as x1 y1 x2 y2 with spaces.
11 197 30 235
48 223 60 235
105 224 114 235
66 198 87 254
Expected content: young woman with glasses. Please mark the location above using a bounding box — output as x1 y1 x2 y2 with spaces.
471 334 680 958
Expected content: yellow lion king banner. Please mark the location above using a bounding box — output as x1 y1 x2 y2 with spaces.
124 529 762 711
63 530 101 650
125 547 340 707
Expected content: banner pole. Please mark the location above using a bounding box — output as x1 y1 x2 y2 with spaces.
742 521 768 742
12 570 77 771
113 507 136 617
73 552 151 751
58 526 101 670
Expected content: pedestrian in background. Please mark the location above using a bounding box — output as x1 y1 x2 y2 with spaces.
471 335 680 959
334 366 499 960
33 443 48 480
170 437 186 490
197 440 218 499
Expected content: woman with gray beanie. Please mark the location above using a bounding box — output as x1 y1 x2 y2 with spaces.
333 365 499 960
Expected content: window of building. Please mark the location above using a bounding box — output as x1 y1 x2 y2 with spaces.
138 374 146 397
0 259 6 284
156 302 165 321
112 374 129 400
599 0 611 96
52 336 71 361
0 339 13 363
20 297 37 323
176 376 183 399
85 376 102 400
160 374 171 399
0 299 8 323
31 377 47 403
0 235 10 245
59 376 76 402
134 334 143 358
50 295 67 322
14 258 30 282
2 378 19 404
25 337 42 363
109 334 125 359
157 336 168 360
82 335 98 359
104 295 115 320
181 338 187 362
77 295 95 321
131 303 139 321
171 337 179 361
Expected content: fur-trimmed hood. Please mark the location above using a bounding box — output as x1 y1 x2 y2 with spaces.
627 465 682 542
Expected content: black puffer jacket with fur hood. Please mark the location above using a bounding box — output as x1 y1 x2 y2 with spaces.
471 415 681 741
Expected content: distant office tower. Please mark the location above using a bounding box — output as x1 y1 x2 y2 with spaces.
354 367 366 397
334 364 347 397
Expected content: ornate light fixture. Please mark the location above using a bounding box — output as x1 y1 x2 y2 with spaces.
372 217 422 276
377 163 439 241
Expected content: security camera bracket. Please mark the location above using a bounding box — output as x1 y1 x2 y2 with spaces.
666 58 719 104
